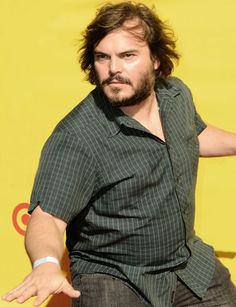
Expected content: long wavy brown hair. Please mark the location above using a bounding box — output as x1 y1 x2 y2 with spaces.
79 1 180 84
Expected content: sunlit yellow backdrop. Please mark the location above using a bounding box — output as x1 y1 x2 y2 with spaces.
1 1 235 306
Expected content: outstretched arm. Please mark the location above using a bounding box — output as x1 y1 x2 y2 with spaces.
2 206 80 306
198 124 236 157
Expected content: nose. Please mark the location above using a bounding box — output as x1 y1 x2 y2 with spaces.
109 57 122 75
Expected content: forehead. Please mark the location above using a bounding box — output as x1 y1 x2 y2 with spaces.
94 27 148 53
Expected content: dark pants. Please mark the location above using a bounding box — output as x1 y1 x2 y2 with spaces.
72 258 236 306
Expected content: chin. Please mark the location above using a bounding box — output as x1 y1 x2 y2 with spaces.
108 96 141 107
106 89 133 101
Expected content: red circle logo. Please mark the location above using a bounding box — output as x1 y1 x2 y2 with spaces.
12 203 30 236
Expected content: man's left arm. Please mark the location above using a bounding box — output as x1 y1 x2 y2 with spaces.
198 124 236 157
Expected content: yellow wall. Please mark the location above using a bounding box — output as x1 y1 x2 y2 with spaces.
1 1 235 306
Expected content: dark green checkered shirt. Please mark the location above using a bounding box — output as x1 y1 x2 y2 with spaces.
30 77 215 307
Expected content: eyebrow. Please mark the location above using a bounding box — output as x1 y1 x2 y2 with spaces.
94 50 108 55
94 49 139 56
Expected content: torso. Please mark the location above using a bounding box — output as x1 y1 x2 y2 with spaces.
121 95 166 141
144 109 165 141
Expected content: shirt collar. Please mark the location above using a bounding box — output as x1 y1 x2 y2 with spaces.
156 79 181 117
92 79 181 137
92 89 124 137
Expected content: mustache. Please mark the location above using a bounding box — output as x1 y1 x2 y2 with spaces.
101 75 132 86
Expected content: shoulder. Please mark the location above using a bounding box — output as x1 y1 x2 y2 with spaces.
42 89 111 157
161 76 192 95
51 90 105 139
158 77 194 106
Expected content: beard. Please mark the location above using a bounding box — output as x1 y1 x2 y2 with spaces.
95 69 156 107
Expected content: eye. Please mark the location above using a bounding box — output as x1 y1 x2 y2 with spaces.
94 53 109 61
120 52 137 61
123 53 135 58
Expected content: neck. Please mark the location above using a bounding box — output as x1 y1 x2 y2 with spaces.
120 90 158 122
120 90 165 141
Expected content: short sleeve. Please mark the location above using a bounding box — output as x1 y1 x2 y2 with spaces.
194 111 207 135
182 79 207 135
179 77 207 135
167 77 207 136
29 131 96 223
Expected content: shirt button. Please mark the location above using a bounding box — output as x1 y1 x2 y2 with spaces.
176 175 181 183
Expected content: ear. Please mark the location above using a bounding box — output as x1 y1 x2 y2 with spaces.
153 57 160 70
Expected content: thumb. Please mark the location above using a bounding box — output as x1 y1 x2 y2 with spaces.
59 280 81 298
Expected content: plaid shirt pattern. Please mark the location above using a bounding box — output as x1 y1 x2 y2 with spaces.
30 77 215 307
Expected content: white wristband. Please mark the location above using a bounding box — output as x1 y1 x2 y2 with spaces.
33 256 60 269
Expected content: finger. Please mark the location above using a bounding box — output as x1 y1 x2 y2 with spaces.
33 290 51 307
2 283 32 302
59 280 81 298
2 280 29 299
2 273 35 301
64 287 81 298
15 285 37 304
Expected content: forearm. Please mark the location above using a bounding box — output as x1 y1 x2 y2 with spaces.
199 124 236 157
3 206 80 305
25 206 66 264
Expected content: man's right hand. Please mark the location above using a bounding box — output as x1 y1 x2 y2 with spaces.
2 263 81 306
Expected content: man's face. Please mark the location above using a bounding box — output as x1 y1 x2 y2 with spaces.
94 24 159 107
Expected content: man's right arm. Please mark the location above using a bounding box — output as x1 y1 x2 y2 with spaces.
2 206 80 306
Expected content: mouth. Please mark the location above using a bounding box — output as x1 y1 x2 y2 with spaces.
108 81 126 85
102 76 131 86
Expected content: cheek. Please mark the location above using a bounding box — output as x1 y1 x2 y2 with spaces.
123 59 153 76
94 64 106 80
123 60 140 71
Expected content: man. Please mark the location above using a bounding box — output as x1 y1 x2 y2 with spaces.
3 1 236 306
